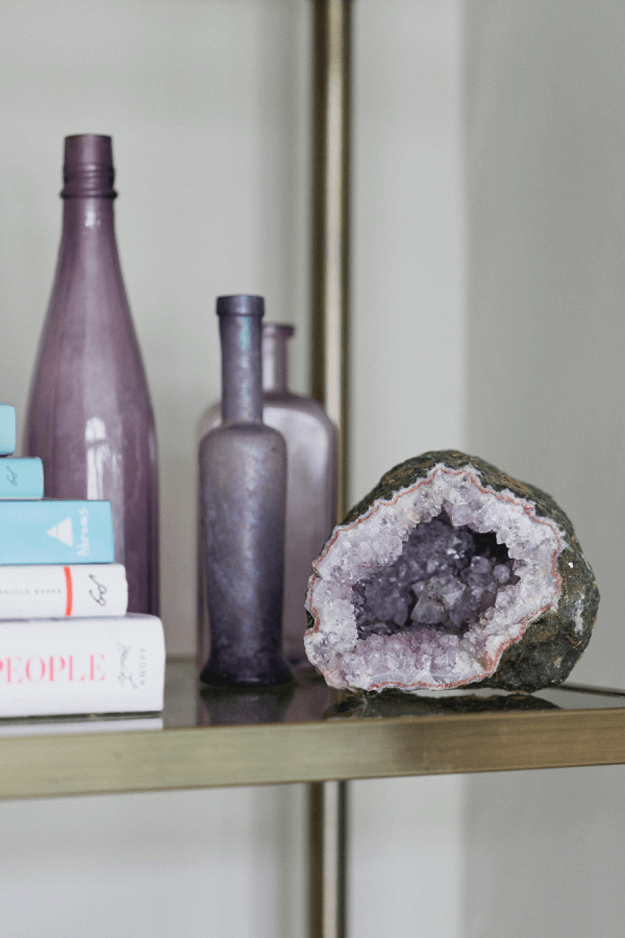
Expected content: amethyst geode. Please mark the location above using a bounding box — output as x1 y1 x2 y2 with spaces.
304 451 599 693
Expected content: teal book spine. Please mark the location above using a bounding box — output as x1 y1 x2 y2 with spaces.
0 500 114 564
0 404 16 456
0 458 44 499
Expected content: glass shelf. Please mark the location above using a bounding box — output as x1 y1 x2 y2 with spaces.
1 657 625 801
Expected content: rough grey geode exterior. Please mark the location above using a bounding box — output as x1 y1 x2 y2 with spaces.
305 450 599 693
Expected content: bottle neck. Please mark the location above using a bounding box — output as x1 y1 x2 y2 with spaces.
60 197 117 243
262 326 292 393
220 314 263 423
59 136 118 244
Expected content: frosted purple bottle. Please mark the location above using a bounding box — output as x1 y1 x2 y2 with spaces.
197 322 337 668
198 296 292 687
25 135 159 614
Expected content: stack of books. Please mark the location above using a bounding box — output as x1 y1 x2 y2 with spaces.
0 402 165 720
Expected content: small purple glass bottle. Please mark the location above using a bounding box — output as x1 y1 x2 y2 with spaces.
197 322 337 668
198 296 293 687
25 135 159 614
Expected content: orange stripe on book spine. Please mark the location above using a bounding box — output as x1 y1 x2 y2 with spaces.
64 566 73 616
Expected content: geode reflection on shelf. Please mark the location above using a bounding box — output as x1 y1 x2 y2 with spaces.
325 689 560 720
304 451 600 693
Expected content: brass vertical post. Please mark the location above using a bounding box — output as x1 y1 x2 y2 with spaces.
308 780 348 938
311 0 351 520
309 1 352 936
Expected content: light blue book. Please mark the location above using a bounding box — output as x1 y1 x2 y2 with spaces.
0 404 16 456
0 458 44 499
0 500 114 564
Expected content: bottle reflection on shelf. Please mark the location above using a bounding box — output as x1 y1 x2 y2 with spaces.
197 682 296 727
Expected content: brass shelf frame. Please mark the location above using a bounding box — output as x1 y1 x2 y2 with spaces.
3 707 625 801
1 662 625 802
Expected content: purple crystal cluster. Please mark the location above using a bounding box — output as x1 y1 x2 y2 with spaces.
352 512 518 639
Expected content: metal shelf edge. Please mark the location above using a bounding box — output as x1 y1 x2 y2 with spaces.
1 706 625 800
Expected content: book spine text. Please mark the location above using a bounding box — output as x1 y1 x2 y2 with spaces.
0 564 128 619
0 500 114 564
0 615 165 716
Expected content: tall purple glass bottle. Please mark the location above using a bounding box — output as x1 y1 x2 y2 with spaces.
25 135 159 614
197 322 337 668
198 296 292 687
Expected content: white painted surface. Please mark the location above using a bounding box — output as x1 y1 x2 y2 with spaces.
465 2 625 935
351 775 464 937
0 786 307 938
351 0 467 503
0 1 466 935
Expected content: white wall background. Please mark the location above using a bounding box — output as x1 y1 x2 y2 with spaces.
2 0 621 936
464 3 625 935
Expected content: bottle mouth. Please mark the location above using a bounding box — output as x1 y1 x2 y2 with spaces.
263 322 295 339
216 295 264 318
61 134 117 199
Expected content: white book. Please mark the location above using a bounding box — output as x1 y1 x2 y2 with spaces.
0 564 128 619
0 614 165 717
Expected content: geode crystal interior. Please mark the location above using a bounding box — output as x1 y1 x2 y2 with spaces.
304 451 599 693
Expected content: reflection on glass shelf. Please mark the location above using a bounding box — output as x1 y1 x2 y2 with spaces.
539 683 625 709
325 689 561 719
197 683 296 726
0 714 163 736
327 683 625 719
163 658 336 728
1 662 622 738
162 659 625 730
